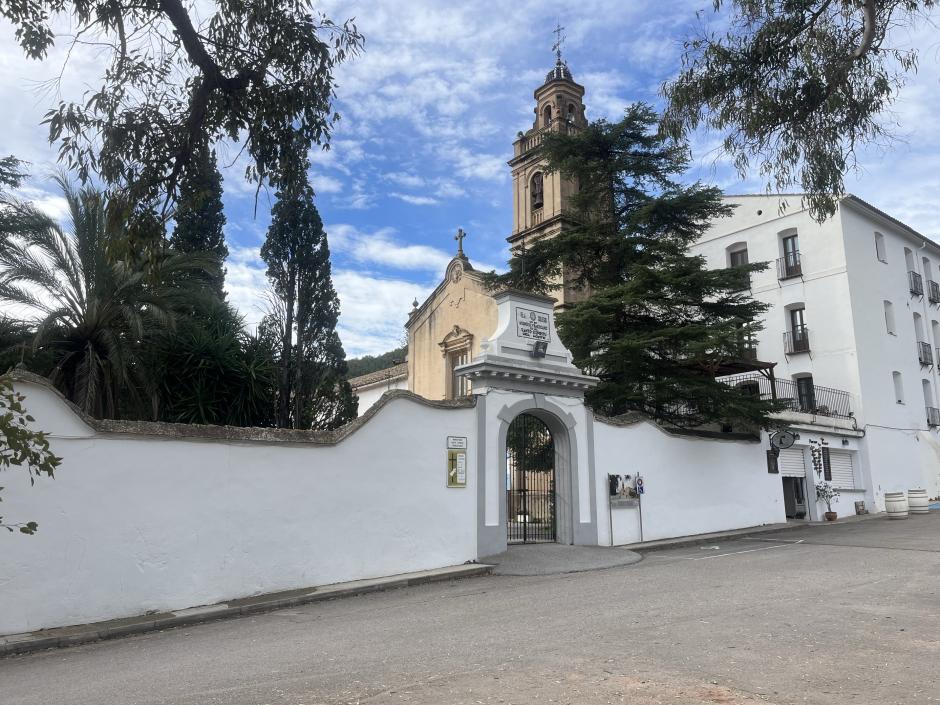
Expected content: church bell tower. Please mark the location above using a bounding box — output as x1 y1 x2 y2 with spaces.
507 32 588 307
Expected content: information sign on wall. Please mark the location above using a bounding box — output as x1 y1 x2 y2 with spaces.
515 307 550 342
447 436 468 488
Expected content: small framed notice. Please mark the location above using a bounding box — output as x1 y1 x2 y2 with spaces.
447 436 468 450
447 449 468 488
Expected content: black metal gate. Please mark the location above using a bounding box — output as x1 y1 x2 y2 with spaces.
506 413 556 543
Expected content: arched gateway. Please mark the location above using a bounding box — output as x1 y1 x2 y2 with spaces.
455 289 599 554
506 413 556 543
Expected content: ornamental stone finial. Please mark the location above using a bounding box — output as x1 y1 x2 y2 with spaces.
455 227 466 256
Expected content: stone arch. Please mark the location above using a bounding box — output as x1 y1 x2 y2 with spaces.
495 397 580 546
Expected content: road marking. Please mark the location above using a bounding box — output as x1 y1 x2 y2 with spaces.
684 540 804 560
651 540 805 562
742 537 806 543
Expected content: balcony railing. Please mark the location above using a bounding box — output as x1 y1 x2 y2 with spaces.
777 252 802 280
918 341 934 366
909 270 924 296
929 280 940 304
927 406 940 427
719 372 853 419
783 326 810 354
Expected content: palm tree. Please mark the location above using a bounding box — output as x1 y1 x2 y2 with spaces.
0 177 216 418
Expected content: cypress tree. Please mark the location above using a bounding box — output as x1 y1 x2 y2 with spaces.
170 142 228 297
261 167 356 429
488 103 778 428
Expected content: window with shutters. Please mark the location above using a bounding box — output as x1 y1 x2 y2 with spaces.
884 300 896 335
779 447 807 477
875 232 887 263
827 450 856 489
821 447 832 481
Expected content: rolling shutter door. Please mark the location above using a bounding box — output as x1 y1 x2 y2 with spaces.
828 450 856 489
779 448 806 477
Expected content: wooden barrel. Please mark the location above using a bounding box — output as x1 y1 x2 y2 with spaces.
908 489 930 514
884 492 909 519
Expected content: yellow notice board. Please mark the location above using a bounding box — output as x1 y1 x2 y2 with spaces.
447 436 468 488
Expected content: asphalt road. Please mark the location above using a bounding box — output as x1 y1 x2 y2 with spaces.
2 515 939 705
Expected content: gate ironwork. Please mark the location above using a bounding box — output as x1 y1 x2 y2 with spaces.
506 413 556 543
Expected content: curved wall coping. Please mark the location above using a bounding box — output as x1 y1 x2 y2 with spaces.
6 370 475 446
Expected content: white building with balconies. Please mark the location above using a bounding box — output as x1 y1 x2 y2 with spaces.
693 194 940 518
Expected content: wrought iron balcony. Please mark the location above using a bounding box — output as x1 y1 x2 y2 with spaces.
783 326 810 354
929 279 940 304
918 341 933 366
719 373 853 419
777 252 802 280
927 406 940 427
909 270 924 296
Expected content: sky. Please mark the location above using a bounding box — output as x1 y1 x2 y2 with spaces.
1 1 939 356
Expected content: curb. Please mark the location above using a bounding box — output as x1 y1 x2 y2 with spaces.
627 513 883 553
0 563 493 658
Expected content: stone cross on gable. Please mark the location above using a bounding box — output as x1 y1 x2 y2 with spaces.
455 227 466 256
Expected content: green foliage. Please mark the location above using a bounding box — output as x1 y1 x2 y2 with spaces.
261 169 356 429
0 1 363 205
149 302 277 427
0 156 27 192
0 177 218 419
0 375 60 535
346 346 407 378
488 105 779 429
662 0 935 221
169 142 229 297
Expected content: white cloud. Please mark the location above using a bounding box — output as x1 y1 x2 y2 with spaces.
313 174 344 194
384 172 426 188
328 224 452 271
223 243 429 356
390 192 438 206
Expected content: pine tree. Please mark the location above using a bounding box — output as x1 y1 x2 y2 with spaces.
261 169 356 429
170 142 228 297
488 104 778 428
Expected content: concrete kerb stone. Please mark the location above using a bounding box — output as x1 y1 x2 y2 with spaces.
0 564 493 658
627 513 883 553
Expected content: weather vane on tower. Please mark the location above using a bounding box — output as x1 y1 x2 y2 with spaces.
552 21 566 63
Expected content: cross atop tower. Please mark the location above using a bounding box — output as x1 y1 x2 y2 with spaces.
455 227 466 256
552 22 565 64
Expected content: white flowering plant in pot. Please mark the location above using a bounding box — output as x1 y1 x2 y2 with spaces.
815 480 840 521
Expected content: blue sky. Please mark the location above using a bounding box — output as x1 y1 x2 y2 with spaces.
1 1 938 356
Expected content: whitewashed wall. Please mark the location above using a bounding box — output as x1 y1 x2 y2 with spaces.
1 378 477 636
594 418 785 545
355 376 409 414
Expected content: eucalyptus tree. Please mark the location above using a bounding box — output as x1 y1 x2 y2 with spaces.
0 1 363 207
662 0 936 220
0 178 216 418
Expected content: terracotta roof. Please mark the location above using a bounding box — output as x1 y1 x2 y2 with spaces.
348 362 408 389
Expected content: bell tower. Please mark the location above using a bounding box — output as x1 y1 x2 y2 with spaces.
507 28 587 307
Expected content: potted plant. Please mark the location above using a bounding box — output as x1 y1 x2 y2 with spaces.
815 480 840 521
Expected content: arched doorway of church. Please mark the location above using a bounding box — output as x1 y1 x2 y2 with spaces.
506 413 556 543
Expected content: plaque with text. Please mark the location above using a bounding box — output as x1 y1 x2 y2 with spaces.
447 436 468 450
447 449 467 488
515 307 550 342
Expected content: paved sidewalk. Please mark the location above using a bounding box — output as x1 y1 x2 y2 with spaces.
481 543 642 575
0 563 492 658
